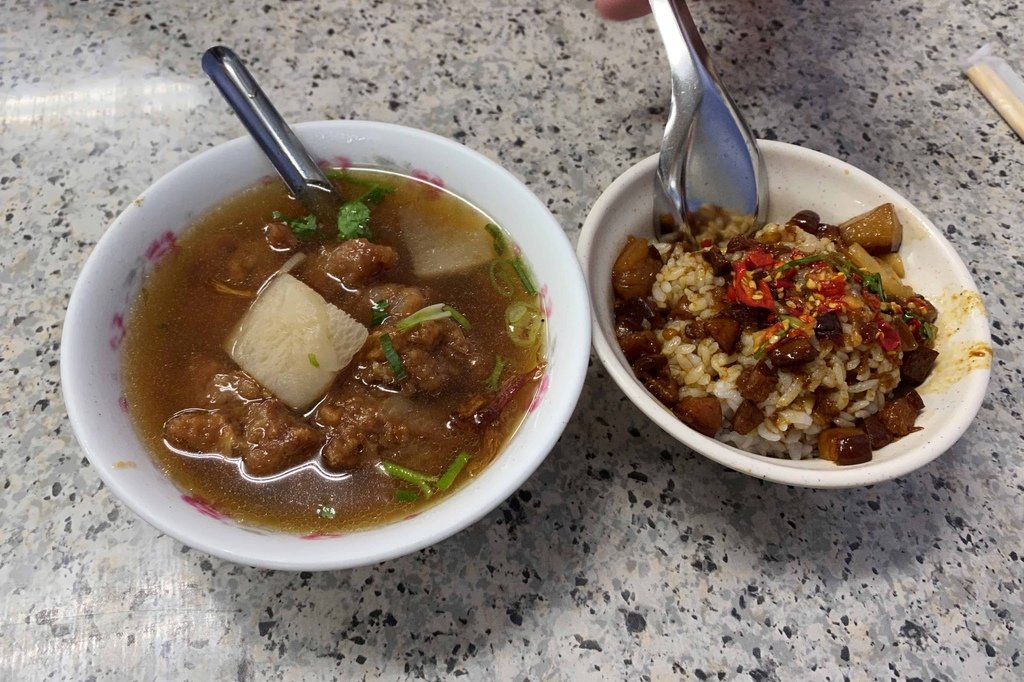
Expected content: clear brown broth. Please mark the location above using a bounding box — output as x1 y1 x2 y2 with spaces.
122 169 544 533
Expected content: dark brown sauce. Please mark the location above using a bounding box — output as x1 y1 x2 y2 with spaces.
122 169 544 533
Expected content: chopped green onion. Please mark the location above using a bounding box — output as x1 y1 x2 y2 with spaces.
506 301 529 325
394 489 419 503
773 254 829 274
371 299 390 327
436 451 471 491
380 333 407 381
485 356 506 390
777 314 807 329
380 462 437 484
920 321 936 341
396 303 450 332
489 260 517 297
308 353 320 368
316 505 336 519
485 223 507 255
505 302 543 348
379 461 438 497
827 253 858 279
271 211 318 237
512 257 537 295
443 305 471 330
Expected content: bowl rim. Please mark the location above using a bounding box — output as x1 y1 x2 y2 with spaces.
61 119 591 569
579 141 992 488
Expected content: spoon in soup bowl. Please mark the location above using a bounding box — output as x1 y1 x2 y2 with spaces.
649 0 767 247
202 45 344 232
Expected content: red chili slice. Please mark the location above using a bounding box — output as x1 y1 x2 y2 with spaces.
745 246 775 269
876 319 901 352
818 278 846 298
731 265 776 310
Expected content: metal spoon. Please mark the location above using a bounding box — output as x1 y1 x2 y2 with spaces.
201 46 343 228
649 0 766 247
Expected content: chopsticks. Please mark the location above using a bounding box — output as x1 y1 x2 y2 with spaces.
962 44 1024 141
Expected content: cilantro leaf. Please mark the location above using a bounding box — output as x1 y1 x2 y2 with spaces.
271 211 318 237
360 184 393 205
337 201 371 240
861 271 885 300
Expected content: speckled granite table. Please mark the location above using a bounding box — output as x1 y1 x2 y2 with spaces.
2 1 1021 679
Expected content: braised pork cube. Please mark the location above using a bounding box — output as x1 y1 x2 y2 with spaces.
900 347 938 386
859 414 893 450
618 330 660 363
737 361 778 403
818 427 873 465
614 296 658 334
644 374 679 405
721 303 772 331
731 399 764 435
632 353 668 382
878 389 925 437
701 247 732 276
767 335 818 367
612 236 662 299
814 312 843 344
705 316 740 354
726 235 758 253
812 388 840 424
673 396 722 437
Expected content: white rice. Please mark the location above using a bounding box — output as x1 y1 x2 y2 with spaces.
651 223 902 460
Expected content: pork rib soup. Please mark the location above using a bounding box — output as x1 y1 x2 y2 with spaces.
122 169 546 533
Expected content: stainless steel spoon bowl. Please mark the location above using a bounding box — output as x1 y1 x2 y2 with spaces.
202 46 344 230
650 0 766 246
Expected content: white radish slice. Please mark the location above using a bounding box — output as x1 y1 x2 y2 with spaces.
226 273 367 410
403 215 495 277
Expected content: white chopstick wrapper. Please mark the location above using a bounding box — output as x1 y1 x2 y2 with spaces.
962 44 1024 140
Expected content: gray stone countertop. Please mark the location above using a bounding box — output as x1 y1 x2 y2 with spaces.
1 1 1021 679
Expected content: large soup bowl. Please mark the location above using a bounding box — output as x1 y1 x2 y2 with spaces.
578 142 991 488
62 120 590 570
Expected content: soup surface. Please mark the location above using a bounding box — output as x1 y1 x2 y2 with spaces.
123 169 545 533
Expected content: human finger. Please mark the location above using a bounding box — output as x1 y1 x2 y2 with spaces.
594 0 652 21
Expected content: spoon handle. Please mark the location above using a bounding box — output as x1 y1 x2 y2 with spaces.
201 46 334 201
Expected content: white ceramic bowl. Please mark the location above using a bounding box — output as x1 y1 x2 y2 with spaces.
62 120 590 569
579 142 991 488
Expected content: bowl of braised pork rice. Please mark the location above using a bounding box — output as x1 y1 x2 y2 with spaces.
578 142 990 488
62 120 590 569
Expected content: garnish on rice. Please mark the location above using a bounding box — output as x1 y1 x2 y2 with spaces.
611 205 938 465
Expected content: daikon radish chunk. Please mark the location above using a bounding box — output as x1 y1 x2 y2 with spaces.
879 252 905 278
226 274 368 410
838 202 903 254
844 243 916 300
403 216 495 277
